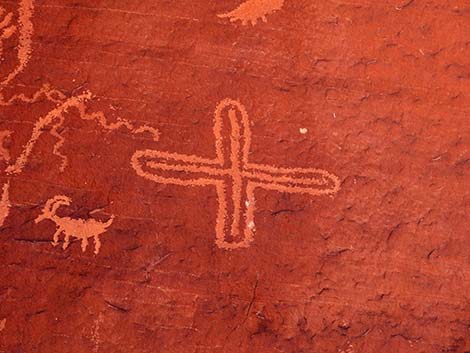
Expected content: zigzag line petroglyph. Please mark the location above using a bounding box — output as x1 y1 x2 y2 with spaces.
0 0 153 236
218 0 285 26
5 91 92 174
0 86 159 228
132 99 340 250
0 84 66 105
4 87 159 174
0 0 34 87
35 195 115 254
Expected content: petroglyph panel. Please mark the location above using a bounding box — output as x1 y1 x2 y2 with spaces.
1 1 469 353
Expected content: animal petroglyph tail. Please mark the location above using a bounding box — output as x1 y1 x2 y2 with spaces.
218 0 285 25
1 0 34 87
132 99 340 250
35 195 114 254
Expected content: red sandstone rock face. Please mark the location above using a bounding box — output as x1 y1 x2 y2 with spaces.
0 1 470 352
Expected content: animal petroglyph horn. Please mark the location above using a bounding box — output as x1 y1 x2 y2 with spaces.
132 99 340 250
35 195 115 254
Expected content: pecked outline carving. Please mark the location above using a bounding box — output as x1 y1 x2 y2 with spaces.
132 99 340 250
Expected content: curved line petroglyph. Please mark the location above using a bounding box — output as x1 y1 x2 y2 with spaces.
0 0 35 225
35 195 115 254
0 0 152 248
132 99 340 250
218 0 285 26
2 86 160 175
0 85 159 228
0 0 34 87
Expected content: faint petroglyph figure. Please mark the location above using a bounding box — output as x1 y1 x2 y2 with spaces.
35 195 115 254
0 0 34 88
91 312 104 353
218 0 285 25
132 99 340 250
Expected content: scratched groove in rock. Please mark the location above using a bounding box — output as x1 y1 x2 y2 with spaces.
1 1 469 352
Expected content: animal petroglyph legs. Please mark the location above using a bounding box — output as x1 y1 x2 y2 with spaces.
35 195 114 254
132 99 340 250
51 227 62 247
218 0 285 26
63 231 71 250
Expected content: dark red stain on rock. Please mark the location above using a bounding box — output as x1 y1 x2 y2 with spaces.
0 1 470 352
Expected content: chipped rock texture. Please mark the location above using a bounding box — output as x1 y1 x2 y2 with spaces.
1 1 470 353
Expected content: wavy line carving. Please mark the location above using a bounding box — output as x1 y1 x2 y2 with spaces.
0 86 159 229
2 86 159 175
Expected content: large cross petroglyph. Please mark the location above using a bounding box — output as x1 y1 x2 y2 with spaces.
132 99 340 250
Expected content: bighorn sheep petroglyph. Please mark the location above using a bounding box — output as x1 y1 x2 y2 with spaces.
35 195 114 254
